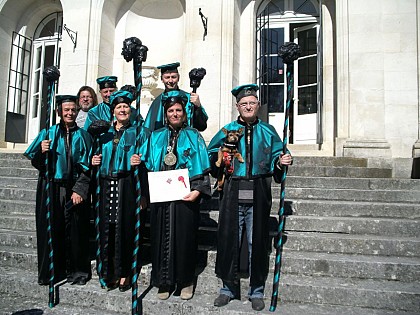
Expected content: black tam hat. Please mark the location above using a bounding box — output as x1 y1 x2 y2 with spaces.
96 76 118 89
157 62 180 74
56 95 78 105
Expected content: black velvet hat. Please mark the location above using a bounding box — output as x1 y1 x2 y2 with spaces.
56 95 78 105
157 62 180 74
109 90 133 108
231 84 259 102
96 76 118 89
161 90 188 111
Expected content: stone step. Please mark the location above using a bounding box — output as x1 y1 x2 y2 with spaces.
2 185 418 208
0 266 419 313
0 176 38 190
0 199 35 215
2 209 419 241
286 216 420 237
0 214 35 232
292 156 369 167
0 229 37 249
201 210 420 239
2 242 419 284
0 187 36 202
0 295 124 315
285 199 420 219
4 174 420 192
284 231 420 257
2 196 419 225
286 176 420 191
0 166 38 178
0 157 33 169
2 223 419 260
2 293 418 315
201 250 420 283
281 251 420 282
287 166 392 178
278 187 420 204
0 152 28 160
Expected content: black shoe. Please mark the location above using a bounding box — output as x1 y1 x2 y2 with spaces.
119 284 131 292
106 281 119 291
75 278 87 285
214 294 231 307
251 297 265 311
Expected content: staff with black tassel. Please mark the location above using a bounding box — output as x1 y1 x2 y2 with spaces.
87 119 110 289
269 42 301 312
188 67 206 127
42 65 60 308
122 36 148 315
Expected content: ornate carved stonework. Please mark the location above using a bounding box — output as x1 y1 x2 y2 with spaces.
141 65 158 98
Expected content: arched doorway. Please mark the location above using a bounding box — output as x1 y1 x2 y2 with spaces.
256 0 320 144
27 12 62 141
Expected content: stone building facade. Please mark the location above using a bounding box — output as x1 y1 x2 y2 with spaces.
0 0 419 177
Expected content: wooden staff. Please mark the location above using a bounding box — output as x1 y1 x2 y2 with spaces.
270 42 301 312
122 36 148 315
42 65 60 308
87 120 110 288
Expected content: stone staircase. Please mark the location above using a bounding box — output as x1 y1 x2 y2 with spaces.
0 152 419 314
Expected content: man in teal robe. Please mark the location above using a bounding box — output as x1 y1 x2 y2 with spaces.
143 62 208 131
208 84 292 311
24 95 93 286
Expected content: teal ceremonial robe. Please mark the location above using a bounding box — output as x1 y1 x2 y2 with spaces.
207 118 286 291
94 123 150 284
142 125 211 288
24 122 93 285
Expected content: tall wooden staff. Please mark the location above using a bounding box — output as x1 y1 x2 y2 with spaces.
42 65 60 308
188 67 206 126
122 36 148 315
270 42 301 312
87 120 110 288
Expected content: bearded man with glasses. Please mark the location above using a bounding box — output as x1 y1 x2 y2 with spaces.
76 86 98 128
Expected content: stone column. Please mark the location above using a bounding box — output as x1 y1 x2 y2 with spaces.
334 0 351 157
414 4 420 159
336 0 392 160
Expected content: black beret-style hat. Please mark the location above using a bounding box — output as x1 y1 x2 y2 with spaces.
96 76 118 89
157 62 180 74
109 90 133 108
231 84 259 102
56 95 78 105
161 90 188 109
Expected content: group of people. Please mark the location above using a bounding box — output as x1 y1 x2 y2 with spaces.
24 62 292 312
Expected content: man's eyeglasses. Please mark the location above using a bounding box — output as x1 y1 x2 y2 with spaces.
79 96 93 99
237 101 258 108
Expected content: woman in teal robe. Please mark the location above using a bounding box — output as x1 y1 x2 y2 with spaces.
91 91 150 291
138 90 211 300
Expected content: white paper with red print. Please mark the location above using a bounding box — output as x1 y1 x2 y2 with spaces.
148 169 190 203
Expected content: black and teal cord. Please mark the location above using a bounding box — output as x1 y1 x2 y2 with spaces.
45 79 54 308
131 56 143 315
42 66 60 308
94 136 107 288
122 36 148 315
270 42 300 312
